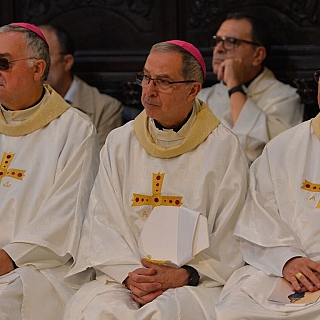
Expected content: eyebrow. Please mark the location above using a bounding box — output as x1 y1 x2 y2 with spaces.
0 53 12 59
143 67 172 80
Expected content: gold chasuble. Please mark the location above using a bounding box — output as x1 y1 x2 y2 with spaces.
134 100 220 159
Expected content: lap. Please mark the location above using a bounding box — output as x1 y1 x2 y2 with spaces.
216 267 320 320
0 274 23 320
64 280 222 320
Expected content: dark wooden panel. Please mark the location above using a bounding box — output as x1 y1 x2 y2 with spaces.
15 0 178 51
180 0 320 120
3 0 320 118
0 0 16 25
181 0 320 47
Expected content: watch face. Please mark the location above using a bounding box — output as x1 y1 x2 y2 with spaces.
182 265 199 286
189 273 200 286
183 266 200 286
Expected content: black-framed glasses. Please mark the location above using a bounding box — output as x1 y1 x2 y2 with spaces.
136 72 197 93
314 70 320 83
0 57 38 71
212 35 261 51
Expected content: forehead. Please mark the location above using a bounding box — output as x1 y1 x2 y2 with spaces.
0 31 27 58
144 51 183 78
217 19 252 39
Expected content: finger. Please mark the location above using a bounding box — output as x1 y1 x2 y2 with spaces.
298 270 320 290
131 266 156 276
293 272 316 292
298 284 309 293
289 275 302 292
130 282 162 295
308 260 320 274
131 290 163 305
128 272 158 284
141 259 159 270
217 64 225 81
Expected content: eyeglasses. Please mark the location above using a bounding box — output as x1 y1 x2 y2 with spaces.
212 35 261 51
136 72 197 93
314 70 320 83
0 57 38 71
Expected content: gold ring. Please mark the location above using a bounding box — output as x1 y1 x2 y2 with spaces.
296 272 303 279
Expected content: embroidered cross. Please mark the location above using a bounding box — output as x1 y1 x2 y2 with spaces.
301 180 320 192
132 172 182 209
0 152 26 184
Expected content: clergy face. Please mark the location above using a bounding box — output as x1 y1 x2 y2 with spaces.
213 19 261 78
141 50 200 129
38 26 73 96
0 31 44 110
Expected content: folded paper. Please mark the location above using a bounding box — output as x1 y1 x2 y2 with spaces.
138 206 209 267
268 278 320 306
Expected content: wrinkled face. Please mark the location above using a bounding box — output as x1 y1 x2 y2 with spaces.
38 26 66 91
212 19 258 74
0 31 39 109
141 50 197 129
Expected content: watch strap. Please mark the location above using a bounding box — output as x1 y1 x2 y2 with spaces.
228 85 246 97
181 265 200 286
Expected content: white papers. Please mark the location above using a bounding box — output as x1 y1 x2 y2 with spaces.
138 206 209 267
268 278 320 306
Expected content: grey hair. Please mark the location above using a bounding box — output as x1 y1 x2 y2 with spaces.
0 25 50 81
150 42 204 83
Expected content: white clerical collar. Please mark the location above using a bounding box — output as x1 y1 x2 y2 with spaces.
1 87 51 124
64 76 78 104
148 100 200 147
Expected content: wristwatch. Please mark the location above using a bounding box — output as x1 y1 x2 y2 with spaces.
228 84 246 97
181 265 200 286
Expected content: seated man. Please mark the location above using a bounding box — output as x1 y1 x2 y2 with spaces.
63 40 249 320
38 24 123 148
197 12 303 161
214 71 320 318
0 23 99 319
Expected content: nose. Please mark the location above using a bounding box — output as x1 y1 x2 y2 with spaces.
214 40 225 52
143 79 158 96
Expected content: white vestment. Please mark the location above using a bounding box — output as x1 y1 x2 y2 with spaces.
215 112 320 319
0 85 99 320
63 99 249 320
197 67 303 161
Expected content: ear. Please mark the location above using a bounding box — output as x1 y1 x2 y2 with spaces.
33 59 47 81
63 54 74 72
252 46 267 67
186 82 202 101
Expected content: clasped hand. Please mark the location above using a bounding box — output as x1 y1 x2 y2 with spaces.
283 257 320 293
124 258 189 305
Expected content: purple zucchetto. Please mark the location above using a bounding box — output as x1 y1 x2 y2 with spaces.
167 40 206 79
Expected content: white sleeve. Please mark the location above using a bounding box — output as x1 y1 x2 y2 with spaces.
240 238 307 276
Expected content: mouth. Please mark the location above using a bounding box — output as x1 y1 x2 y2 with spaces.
213 58 224 65
144 100 159 108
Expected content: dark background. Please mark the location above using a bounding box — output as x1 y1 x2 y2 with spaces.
1 0 319 119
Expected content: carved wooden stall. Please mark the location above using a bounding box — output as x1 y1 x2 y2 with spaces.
1 0 320 119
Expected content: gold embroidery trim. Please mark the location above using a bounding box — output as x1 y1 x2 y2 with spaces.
0 152 25 183
0 85 69 136
301 179 320 192
134 99 220 159
145 254 170 265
